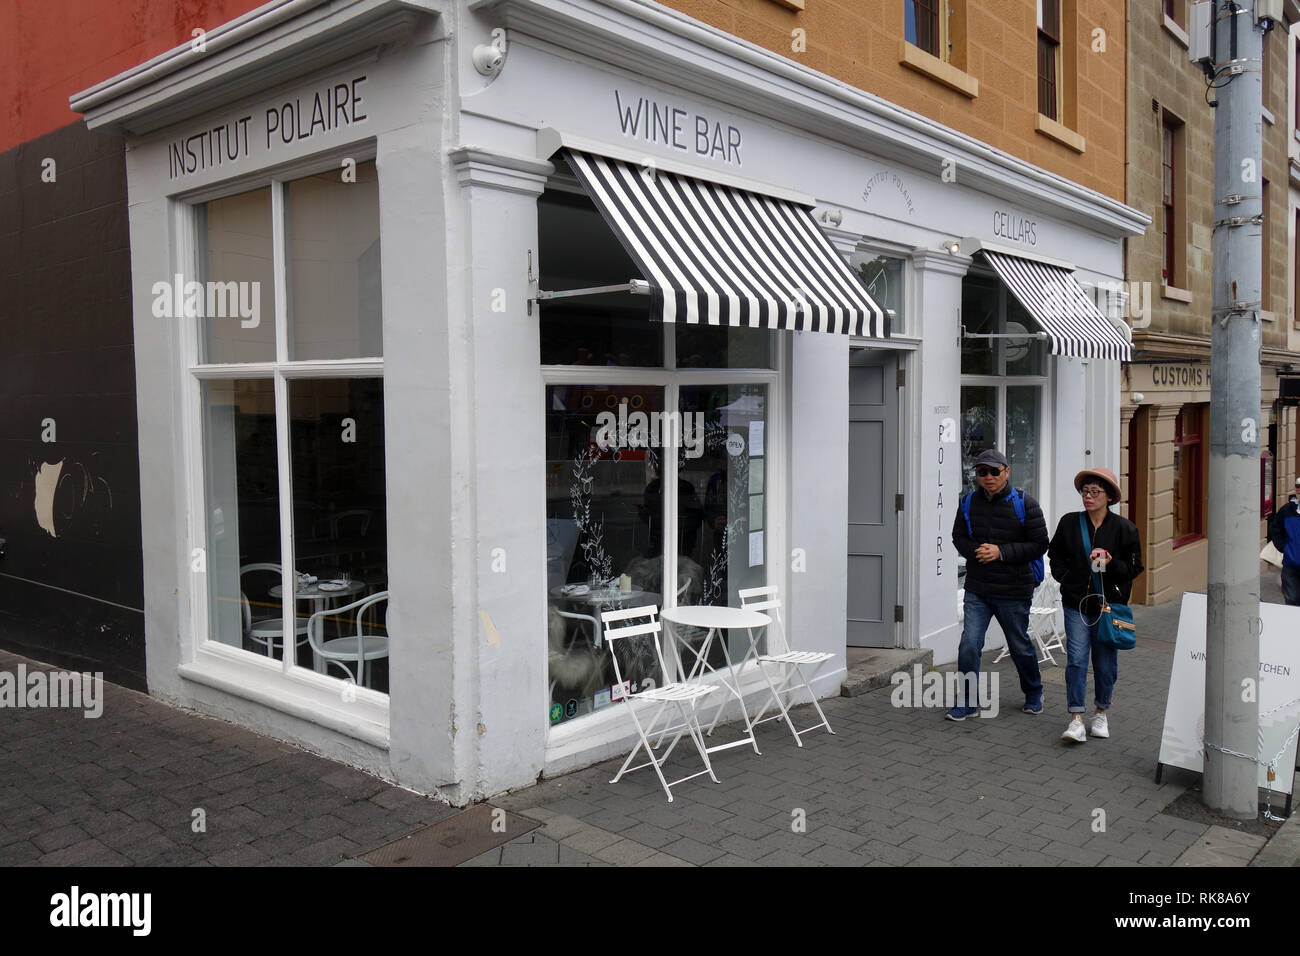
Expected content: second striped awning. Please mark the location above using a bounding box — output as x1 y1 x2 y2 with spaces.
981 249 1132 362
564 149 887 338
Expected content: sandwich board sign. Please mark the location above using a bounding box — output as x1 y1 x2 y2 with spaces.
1158 592 1300 795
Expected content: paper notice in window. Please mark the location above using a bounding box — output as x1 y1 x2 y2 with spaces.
749 494 763 531
748 530 763 567
748 458 763 494
748 421 764 456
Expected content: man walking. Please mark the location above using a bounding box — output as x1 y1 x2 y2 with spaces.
947 449 1049 720
1270 477 1300 606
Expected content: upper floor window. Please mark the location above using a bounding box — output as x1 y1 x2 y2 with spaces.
905 0 943 58
1164 0 1183 27
1161 112 1185 287
1037 0 1062 119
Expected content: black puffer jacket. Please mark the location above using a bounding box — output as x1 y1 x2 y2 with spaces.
952 484 1049 601
1048 509 1143 611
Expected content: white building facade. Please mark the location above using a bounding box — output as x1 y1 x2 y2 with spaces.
73 0 1146 803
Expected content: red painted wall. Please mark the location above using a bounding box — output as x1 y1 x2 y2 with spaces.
2 0 266 154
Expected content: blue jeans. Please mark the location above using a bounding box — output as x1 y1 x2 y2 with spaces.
1063 606 1118 713
1282 566 1300 606
957 592 1041 707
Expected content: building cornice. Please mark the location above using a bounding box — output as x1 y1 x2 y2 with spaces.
468 0 1149 240
1132 329 1300 366
70 0 443 135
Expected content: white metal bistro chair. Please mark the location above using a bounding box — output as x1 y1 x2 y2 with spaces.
739 585 835 747
240 563 310 658
601 605 720 803
306 591 390 688
994 577 1065 666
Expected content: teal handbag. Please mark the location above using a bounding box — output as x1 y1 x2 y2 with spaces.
1079 513 1136 650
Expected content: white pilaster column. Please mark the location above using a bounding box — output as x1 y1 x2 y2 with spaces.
910 248 970 665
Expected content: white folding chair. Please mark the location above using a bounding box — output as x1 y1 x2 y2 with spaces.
602 605 720 803
739 586 835 747
994 577 1064 666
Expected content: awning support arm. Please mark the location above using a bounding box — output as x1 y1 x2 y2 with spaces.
528 279 650 314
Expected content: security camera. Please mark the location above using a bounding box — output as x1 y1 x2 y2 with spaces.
473 28 508 77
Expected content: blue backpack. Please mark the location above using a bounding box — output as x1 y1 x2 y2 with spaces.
962 487 1045 585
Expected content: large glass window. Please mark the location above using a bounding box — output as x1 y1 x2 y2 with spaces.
539 180 777 727
193 163 388 695
198 187 276 364
959 272 1046 502
287 164 382 359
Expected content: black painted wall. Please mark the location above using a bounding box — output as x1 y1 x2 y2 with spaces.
0 121 146 691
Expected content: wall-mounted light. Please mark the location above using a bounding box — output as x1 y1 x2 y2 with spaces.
1132 392 1145 403
944 239 961 255
473 27 508 77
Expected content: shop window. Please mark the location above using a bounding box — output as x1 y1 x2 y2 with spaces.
851 253 906 336
194 165 388 695
287 163 382 360
959 272 1045 506
539 177 776 728
537 185 663 367
198 188 277 364
1037 0 1062 120
1173 403 1205 546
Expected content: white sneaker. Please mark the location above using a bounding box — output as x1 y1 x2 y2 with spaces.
1061 716 1087 743
1089 712 1110 738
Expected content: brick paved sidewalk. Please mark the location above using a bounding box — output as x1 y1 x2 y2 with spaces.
1 575 1295 867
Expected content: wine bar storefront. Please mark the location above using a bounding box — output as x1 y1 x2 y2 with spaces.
72 0 1145 802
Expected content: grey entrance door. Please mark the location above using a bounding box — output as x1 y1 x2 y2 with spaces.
848 350 899 648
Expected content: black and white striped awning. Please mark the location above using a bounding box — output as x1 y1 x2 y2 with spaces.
564 149 887 337
981 249 1132 361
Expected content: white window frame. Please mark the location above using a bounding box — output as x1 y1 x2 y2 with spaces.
539 314 787 740
176 146 391 733
959 274 1053 510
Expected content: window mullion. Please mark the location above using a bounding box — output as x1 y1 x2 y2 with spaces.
665 381 679 613
271 181 297 674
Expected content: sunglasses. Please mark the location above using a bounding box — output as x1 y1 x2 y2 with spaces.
975 466 1003 477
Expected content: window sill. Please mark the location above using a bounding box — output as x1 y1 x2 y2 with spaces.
1162 14 1190 49
1263 106 1276 126
899 41 979 98
766 0 804 8
179 642 390 750
1172 533 1204 550
1034 114 1085 153
1161 283 1193 303
1261 309 1276 323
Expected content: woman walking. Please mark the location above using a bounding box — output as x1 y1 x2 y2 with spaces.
1047 468 1143 743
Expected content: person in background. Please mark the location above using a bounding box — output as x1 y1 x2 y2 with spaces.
947 449 1049 721
1047 468 1143 743
1269 477 1300 606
